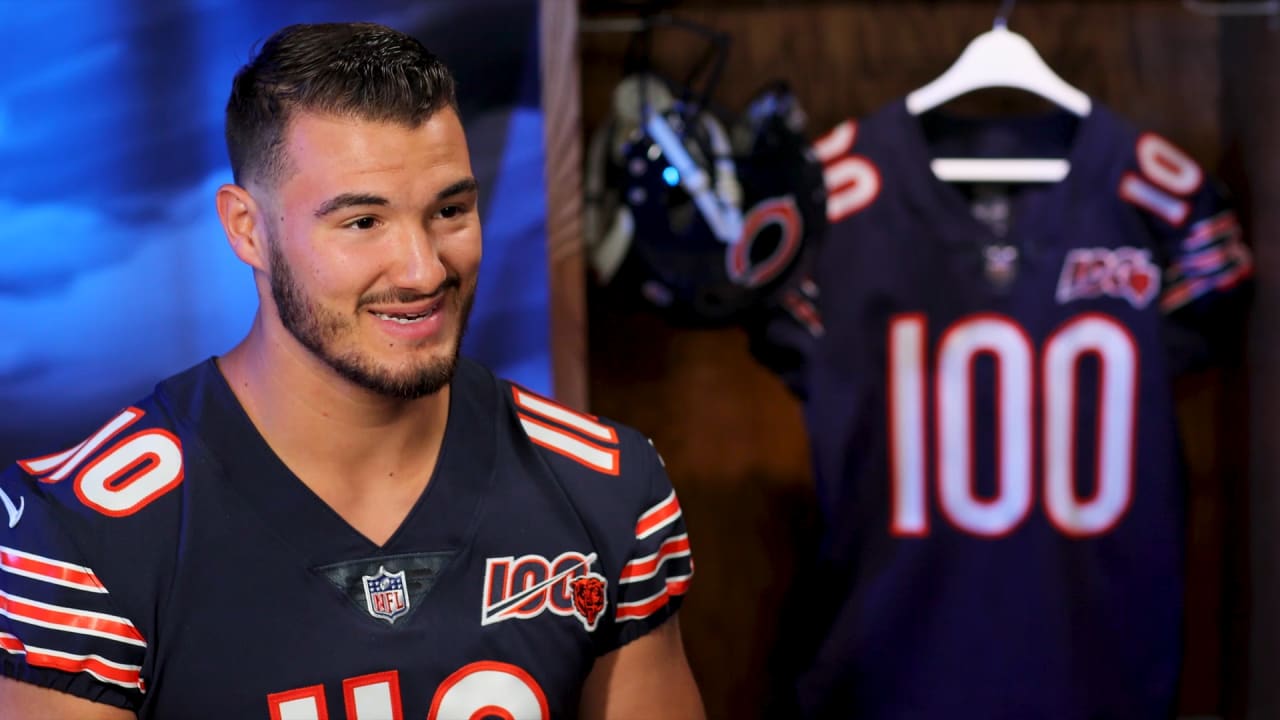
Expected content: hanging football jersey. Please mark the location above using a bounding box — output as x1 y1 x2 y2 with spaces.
752 99 1252 720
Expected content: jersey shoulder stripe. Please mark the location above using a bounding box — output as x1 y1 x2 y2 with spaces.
511 386 619 443
505 383 624 475
517 413 621 475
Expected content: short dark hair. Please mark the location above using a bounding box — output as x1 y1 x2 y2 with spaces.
225 22 457 188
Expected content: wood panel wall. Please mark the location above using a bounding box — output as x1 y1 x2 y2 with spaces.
574 2 1245 718
541 0 589 410
1220 14 1280 720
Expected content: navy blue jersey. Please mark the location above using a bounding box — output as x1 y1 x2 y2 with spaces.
755 100 1252 719
0 357 693 718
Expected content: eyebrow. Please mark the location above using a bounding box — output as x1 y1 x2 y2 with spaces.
311 178 479 218
438 177 479 201
314 193 389 218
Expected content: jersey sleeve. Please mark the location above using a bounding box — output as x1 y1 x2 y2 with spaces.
1158 183 1253 368
1157 189 1253 318
0 464 146 709
1121 134 1255 371
599 439 694 653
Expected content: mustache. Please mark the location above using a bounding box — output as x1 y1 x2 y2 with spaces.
357 275 462 308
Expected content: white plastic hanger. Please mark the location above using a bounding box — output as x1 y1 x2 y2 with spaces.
905 1 1091 183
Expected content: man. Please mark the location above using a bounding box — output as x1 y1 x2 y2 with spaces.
0 22 704 719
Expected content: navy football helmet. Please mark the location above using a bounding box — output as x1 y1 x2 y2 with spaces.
585 46 827 325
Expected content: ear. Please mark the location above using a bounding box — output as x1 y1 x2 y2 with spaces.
216 183 272 272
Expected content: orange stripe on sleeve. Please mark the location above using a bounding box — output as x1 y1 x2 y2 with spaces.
635 491 681 540
0 546 108 593
0 632 142 690
621 535 692 582
615 576 693 621
0 590 145 646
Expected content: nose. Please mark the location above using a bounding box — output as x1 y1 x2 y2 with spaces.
388 225 448 293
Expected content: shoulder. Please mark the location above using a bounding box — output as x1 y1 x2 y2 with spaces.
457 363 694 648
1090 108 1251 300
454 358 660 484
505 380 658 477
7 397 181 526
1088 106 1217 231
811 100 911 166
0 361 218 599
461 360 678 529
0 371 199 709
808 102 906 226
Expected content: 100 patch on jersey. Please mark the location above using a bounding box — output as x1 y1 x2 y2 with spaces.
482 551 606 631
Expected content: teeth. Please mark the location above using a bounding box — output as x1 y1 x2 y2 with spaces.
374 308 434 324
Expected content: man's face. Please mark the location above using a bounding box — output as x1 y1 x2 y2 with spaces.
260 108 481 398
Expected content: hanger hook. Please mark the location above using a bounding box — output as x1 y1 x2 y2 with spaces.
994 0 1017 29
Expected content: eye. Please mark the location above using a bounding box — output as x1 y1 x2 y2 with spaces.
345 216 380 230
437 205 463 219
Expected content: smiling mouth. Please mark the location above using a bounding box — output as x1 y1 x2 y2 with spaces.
372 308 437 324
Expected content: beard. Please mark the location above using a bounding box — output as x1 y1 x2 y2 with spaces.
267 237 474 399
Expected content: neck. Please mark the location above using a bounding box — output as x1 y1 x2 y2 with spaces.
218 314 451 492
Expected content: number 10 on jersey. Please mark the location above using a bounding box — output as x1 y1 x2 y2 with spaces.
889 312 1137 539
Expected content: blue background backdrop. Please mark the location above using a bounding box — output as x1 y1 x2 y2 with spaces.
0 0 552 466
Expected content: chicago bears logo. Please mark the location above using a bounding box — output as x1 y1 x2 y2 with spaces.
726 196 804 289
482 551 606 632
570 574 608 631
1055 247 1160 309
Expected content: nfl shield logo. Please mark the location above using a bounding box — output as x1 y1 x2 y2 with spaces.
362 566 410 624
